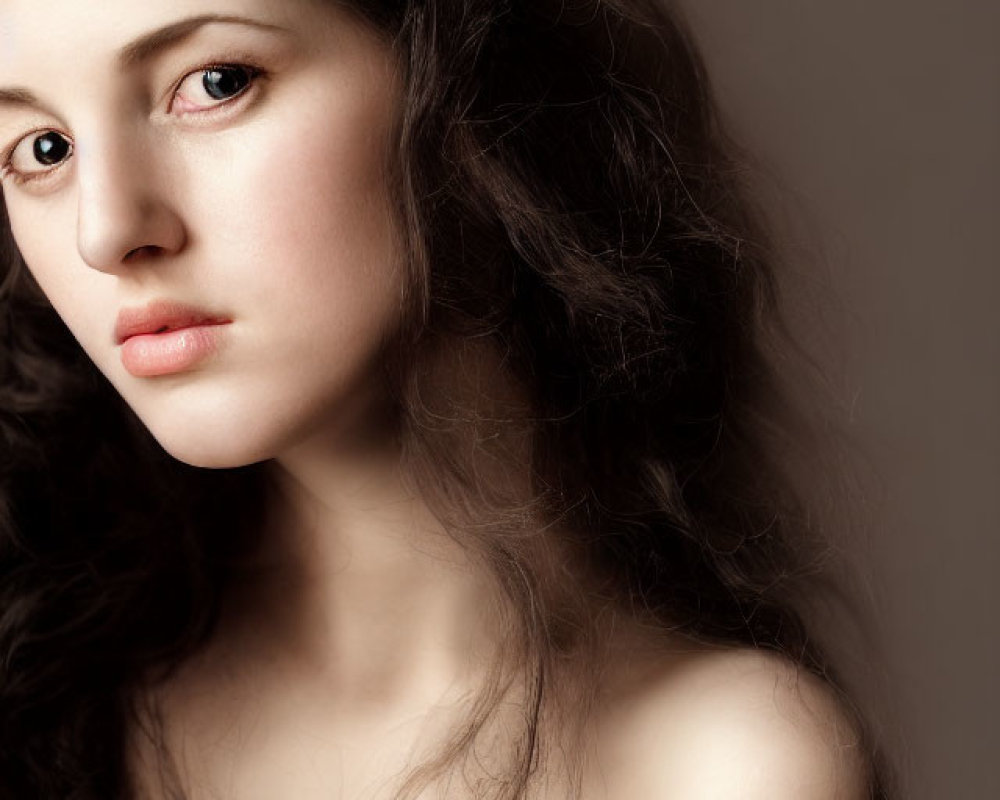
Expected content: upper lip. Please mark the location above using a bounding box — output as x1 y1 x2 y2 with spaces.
114 300 230 345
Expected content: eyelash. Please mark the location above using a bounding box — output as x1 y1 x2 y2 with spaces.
0 61 265 187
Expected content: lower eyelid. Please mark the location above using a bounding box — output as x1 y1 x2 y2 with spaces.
172 88 260 123
2 162 69 188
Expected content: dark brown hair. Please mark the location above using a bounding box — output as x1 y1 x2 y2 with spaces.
0 0 892 797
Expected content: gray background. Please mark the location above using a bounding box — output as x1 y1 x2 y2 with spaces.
681 2 999 797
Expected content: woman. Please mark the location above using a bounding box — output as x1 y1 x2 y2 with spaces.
0 0 889 797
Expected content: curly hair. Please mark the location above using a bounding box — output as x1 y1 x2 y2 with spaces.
0 1 893 797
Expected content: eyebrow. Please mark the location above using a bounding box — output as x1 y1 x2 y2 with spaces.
116 13 291 68
0 14 290 112
0 87 43 112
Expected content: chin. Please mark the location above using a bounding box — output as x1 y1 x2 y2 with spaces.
116 374 385 471
138 412 283 470
112 379 297 470
165 447 267 471
157 436 273 470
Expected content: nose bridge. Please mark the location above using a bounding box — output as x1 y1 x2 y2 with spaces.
75 119 185 272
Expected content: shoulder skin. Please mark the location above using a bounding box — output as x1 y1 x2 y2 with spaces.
587 644 870 799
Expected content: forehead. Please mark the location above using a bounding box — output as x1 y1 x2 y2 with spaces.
0 0 311 75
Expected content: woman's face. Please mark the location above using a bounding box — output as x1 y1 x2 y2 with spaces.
0 0 403 468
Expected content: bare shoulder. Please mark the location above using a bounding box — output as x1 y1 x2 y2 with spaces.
586 637 870 799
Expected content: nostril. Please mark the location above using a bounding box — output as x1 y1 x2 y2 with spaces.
123 245 163 262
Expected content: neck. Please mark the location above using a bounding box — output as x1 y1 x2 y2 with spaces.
220 425 505 716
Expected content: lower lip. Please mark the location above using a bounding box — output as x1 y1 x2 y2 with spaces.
120 323 230 378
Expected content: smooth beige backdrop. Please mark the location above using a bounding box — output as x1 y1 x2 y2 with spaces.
681 2 999 798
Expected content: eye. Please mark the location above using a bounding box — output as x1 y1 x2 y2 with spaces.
171 64 261 114
1 129 74 184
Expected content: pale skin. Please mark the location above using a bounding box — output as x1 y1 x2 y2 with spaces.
0 1 868 797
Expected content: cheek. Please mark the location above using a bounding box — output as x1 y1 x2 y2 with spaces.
193 79 402 325
6 200 68 294
256 87 397 258
6 197 107 340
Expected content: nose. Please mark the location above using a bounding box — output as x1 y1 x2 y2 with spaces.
75 132 186 273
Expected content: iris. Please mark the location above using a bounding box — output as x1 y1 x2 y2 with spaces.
203 66 255 101
33 132 70 166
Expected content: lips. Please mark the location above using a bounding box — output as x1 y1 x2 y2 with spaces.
114 300 230 345
114 300 232 378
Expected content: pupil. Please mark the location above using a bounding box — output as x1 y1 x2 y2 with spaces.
203 67 251 101
33 133 69 166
